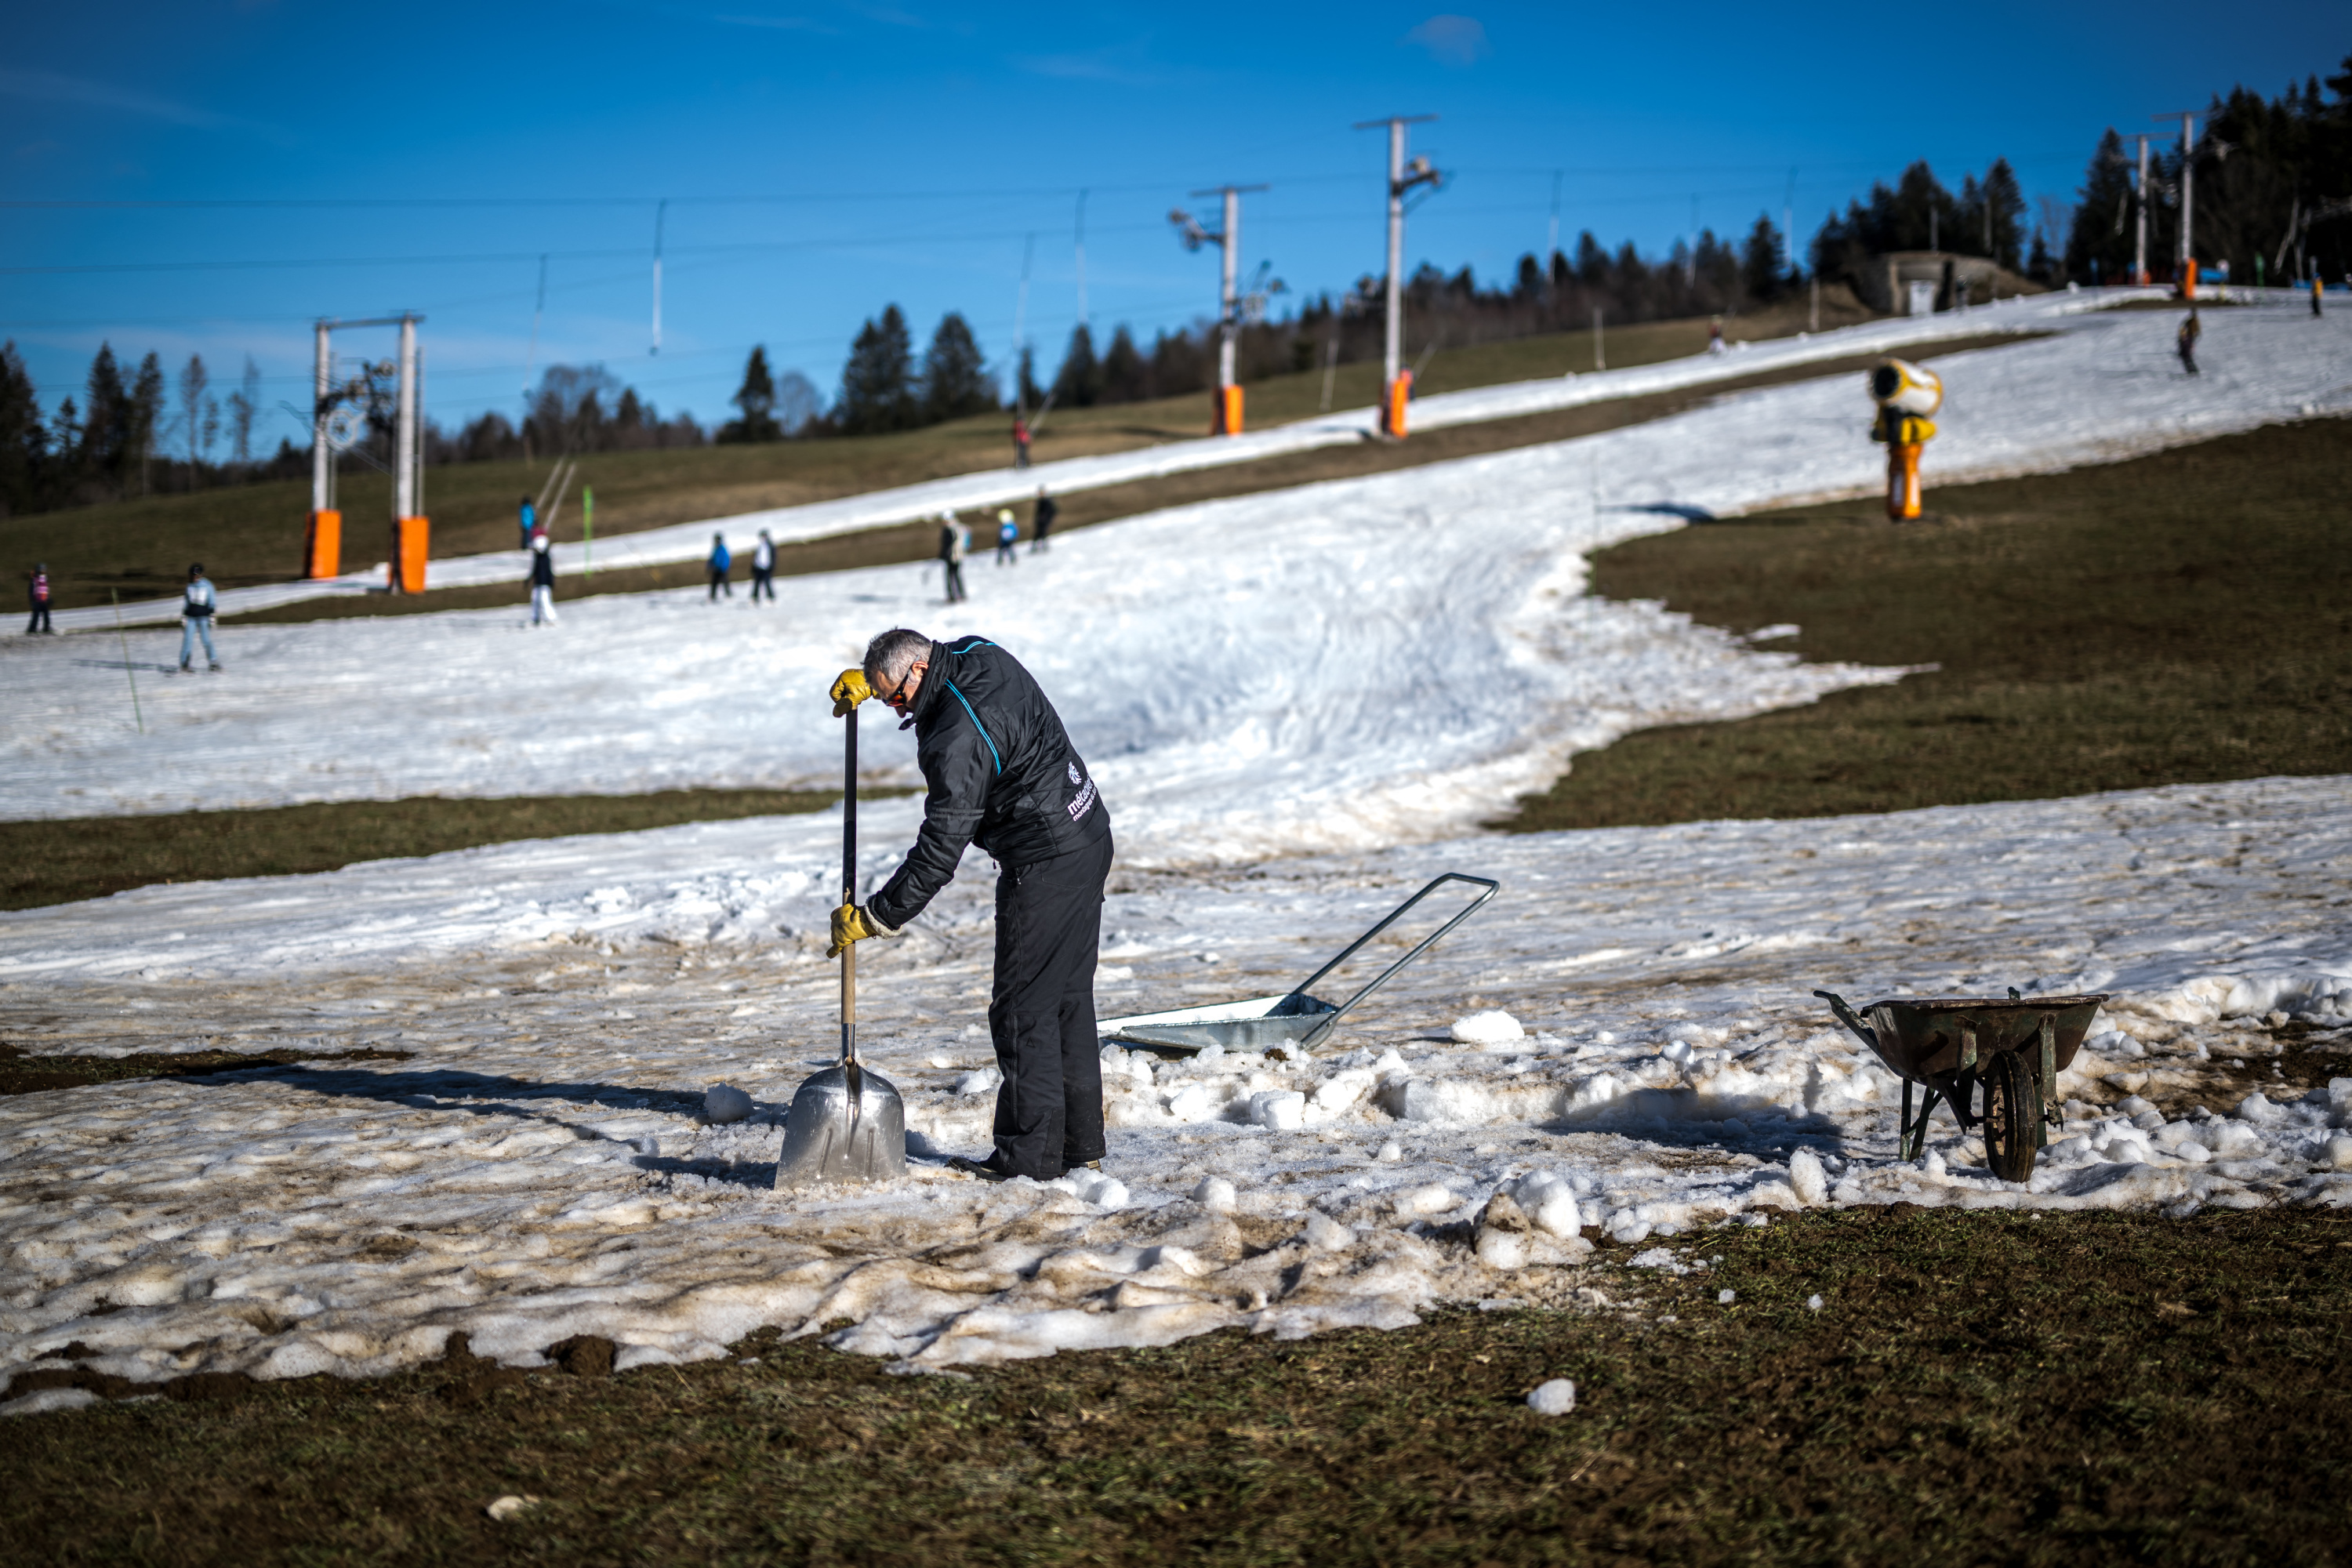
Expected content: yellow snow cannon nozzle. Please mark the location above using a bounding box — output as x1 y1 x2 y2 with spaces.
1867 358 1942 521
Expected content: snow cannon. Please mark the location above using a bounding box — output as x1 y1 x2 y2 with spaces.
1866 358 1942 521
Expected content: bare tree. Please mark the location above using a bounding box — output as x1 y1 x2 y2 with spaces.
176 354 209 473
225 355 260 466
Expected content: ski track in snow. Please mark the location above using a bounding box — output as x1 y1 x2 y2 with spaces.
4 296 2352 1399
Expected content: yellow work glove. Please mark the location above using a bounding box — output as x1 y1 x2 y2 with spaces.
830 667 873 717
828 902 891 957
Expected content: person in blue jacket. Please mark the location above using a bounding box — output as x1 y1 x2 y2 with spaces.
517 495 537 550
707 532 732 600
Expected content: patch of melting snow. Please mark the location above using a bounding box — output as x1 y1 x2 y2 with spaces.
2 302 2350 1393
0 775 2347 1394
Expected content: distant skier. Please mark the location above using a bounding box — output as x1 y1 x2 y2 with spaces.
180 562 218 672
528 535 558 625
937 514 968 604
1011 414 1032 470
996 508 1020 566
707 532 732 600
2315 273 2326 318
1706 317 1726 354
1030 488 1056 554
24 563 53 635
2176 309 2201 375
517 495 537 550
750 528 776 601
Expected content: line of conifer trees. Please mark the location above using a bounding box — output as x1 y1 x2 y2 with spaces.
2064 54 2352 286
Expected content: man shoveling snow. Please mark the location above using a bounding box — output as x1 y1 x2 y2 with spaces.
828 630 1113 1181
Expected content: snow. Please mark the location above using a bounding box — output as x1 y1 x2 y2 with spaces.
13 297 2347 832
33 299 2089 636
1526 1378 1577 1415
2 292 2350 1396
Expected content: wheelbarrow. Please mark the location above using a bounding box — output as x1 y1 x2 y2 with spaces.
1813 988 2108 1182
1098 873 1500 1057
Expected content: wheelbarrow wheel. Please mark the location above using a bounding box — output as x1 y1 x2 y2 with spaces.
1982 1051 2038 1184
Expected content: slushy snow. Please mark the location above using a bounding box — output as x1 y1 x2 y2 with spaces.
2 295 2350 1398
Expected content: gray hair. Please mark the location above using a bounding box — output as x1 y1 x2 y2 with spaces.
862 628 932 687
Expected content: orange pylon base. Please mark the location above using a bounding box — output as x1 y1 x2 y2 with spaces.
394 516 430 593
1381 371 1413 438
306 510 342 579
1886 445 1924 521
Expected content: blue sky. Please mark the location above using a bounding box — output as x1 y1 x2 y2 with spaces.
3 2 2339 450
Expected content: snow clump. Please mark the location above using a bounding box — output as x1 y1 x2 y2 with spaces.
1192 1176 1237 1214
1451 1010 1526 1046
700 1083 753 1125
1788 1148 1828 1205
1527 1379 1577 1416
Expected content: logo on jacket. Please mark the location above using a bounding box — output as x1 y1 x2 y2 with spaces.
1067 776 1098 822
1068 761 1082 785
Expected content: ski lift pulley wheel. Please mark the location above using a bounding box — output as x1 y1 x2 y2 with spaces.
325 408 365 451
1098 873 1500 1057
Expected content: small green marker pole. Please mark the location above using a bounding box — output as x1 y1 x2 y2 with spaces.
583 486 593 576
111 589 144 735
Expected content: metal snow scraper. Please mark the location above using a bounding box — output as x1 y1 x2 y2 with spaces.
775 701 906 1189
1098 873 1498 1057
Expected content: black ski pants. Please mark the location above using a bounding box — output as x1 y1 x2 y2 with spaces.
26 603 52 634
989 829 1112 1178
750 565 775 601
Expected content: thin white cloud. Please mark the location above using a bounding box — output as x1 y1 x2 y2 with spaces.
1009 38 1193 87
710 12 838 32
0 67 243 129
1405 14 1490 66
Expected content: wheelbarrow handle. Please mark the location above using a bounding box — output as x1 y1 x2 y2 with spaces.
1292 873 1501 1032
1811 989 1878 1052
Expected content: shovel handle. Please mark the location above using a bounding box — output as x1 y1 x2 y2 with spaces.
841 704 858 1068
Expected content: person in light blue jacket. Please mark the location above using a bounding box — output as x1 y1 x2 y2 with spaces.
180 562 218 672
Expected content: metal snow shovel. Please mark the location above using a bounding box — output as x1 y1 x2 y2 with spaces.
775 700 906 1189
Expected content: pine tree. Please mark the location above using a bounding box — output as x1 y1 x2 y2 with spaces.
77 345 130 497
1051 323 1100 408
919 312 993 423
1983 158 2027 271
2063 133 2134 283
0 342 45 517
1740 214 1784 302
720 346 783 442
129 350 165 496
1098 325 1147 403
836 307 916 434
1574 231 1609 287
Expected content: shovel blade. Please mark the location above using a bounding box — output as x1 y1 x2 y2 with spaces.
775 1064 906 1189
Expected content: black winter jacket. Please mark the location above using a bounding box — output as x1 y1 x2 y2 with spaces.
866 636 1108 930
530 551 557 589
